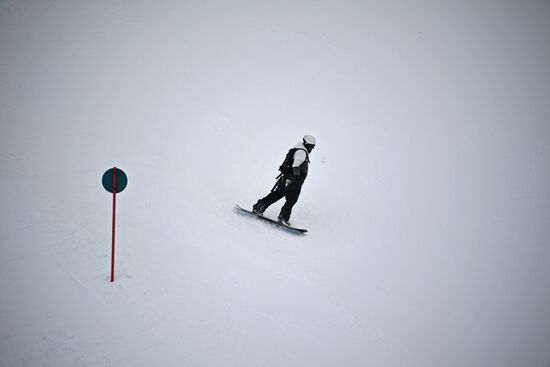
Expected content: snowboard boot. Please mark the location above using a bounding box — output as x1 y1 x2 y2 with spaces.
252 200 266 215
278 215 291 226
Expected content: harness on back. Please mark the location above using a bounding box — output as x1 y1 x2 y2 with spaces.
271 148 310 192
278 148 309 175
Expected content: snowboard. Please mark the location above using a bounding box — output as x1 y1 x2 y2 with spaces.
235 204 308 234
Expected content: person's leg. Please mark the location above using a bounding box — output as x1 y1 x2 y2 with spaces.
279 182 302 222
253 181 285 213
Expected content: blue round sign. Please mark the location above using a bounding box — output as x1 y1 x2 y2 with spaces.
102 168 128 193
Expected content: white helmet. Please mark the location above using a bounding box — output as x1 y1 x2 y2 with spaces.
302 135 316 153
303 134 316 146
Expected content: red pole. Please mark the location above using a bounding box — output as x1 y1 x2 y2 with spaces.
111 167 117 282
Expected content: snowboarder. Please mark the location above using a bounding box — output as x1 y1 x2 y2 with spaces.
252 135 316 225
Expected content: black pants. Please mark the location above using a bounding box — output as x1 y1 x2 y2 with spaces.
260 178 302 220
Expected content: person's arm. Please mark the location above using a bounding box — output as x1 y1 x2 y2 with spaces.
292 150 307 176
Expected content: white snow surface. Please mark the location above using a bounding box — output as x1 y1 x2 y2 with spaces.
1 1 550 366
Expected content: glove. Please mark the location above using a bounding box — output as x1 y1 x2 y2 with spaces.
285 177 296 187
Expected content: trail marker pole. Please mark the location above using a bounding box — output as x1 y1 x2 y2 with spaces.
111 167 117 282
102 167 128 283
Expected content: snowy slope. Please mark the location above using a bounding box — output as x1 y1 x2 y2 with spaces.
1 1 550 366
